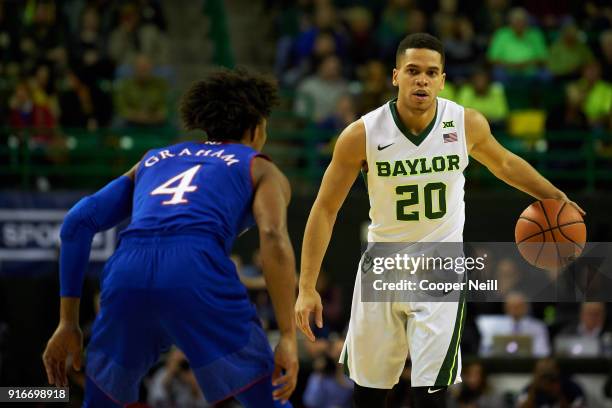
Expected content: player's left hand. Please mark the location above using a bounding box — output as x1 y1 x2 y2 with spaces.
272 335 298 403
42 323 83 388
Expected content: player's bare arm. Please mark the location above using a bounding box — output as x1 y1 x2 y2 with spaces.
465 108 585 215
43 164 137 388
251 156 298 402
295 119 366 342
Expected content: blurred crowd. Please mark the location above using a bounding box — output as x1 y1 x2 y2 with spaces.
272 0 612 147
1 0 172 141
227 249 612 408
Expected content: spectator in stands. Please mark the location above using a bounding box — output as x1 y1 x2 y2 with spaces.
402 9 429 42
487 7 549 83
58 70 97 130
567 61 612 127
292 3 347 70
344 7 377 70
448 361 504 408
472 0 510 38
303 337 353 408
442 17 481 82
456 67 509 129
547 22 594 81
317 94 358 133
478 292 551 357
559 302 610 341
516 358 586 408
29 63 59 119
19 0 68 71
108 3 168 68
377 0 417 59
357 60 394 114
491 258 525 301
295 55 349 122
114 54 169 127
599 30 612 82
547 84 589 133
135 0 167 32
70 7 115 84
9 82 56 139
148 348 209 408
282 31 338 87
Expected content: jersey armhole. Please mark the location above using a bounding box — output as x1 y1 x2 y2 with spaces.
132 149 154 183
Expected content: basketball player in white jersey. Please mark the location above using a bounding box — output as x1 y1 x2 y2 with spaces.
295 33 584 407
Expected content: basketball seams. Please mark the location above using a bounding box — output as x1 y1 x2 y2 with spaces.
558 225 586 251
518 221 585 243
556 202 586 250
516 215 545 267
538 200 561 269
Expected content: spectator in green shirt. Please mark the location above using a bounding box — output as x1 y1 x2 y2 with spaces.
547 23 593 81
568 61 612 128
114 54 169 127
488 8 549 82
456 68 509 130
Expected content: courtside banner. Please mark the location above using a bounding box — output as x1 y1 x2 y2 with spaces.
0 192 121 274
359 242 612 302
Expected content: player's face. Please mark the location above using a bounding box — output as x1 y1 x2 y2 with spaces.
392 48 445 112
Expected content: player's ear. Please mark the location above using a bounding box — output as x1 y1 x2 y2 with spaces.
392 68 399 87
440 72 446 90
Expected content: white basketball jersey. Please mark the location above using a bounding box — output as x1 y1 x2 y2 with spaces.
363 97 468 242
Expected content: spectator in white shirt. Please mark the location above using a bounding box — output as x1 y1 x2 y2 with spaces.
478 292 551 357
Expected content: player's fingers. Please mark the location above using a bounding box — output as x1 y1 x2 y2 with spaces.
58 359 67 387
272 375 296 402
53 361 63 388
72 350 82 372
314 303 323 328
43 356 55 385
294 309 303 332
302 320 316 342
571 201 586 216
297 310 315 342
271 364 282 381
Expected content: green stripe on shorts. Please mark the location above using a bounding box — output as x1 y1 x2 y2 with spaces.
434 276 467 387
342 344 350 377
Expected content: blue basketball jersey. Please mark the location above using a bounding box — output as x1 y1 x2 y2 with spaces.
121 141 262 251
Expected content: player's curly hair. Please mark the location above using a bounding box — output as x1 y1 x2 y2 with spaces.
180 68 279 141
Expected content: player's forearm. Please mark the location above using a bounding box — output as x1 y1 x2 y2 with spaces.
494 153 565 200
260 232 297 337
59 297 80 326
299 203 337 292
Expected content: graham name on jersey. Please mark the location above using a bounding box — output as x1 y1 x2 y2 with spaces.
376 154 460 177
144 147 240 168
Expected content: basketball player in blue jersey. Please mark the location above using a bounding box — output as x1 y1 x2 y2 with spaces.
42 69 298 407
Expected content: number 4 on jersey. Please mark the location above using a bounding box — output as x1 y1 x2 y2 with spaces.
151 165 201 205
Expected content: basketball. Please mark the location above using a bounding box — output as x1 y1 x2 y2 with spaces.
515 199 586 270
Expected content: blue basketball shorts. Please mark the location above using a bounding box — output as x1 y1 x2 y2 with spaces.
85 234 275 405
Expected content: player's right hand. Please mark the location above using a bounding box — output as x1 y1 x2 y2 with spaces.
295 288 323 342
272 335 298 403
42 323 83 388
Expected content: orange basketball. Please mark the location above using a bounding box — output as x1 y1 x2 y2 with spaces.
515 199 586 270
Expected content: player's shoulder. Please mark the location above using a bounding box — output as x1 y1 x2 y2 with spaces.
463 108 492 145
251 155 289 186
463 108 490 132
